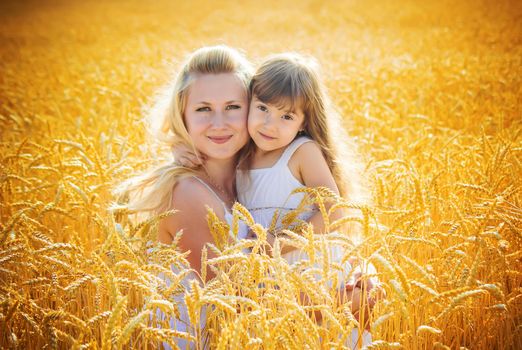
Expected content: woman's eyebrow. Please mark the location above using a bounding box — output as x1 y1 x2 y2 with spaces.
194 100 243 105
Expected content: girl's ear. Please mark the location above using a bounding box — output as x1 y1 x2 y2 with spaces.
299 120 307 134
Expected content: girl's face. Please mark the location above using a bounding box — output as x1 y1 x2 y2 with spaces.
248 96 305 153
184 73 249 160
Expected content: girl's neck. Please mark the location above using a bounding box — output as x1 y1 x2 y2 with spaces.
252 145 287 168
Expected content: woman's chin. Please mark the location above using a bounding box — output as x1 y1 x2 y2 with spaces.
197 139 247 161
202 148 239 161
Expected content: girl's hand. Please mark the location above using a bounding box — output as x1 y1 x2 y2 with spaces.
246 229 257 240
346 269 386 308
345 266 386 330
172 143 206 168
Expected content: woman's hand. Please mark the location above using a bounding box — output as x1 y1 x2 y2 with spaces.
172 143 206 168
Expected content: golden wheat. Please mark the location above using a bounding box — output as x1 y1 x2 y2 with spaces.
1 0 521 349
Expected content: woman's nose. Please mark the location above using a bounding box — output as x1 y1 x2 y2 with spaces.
211 111 226 128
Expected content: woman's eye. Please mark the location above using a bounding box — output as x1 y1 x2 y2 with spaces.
282 114 294 121
196 106 211 112
226 104 241 110
257 105 268 112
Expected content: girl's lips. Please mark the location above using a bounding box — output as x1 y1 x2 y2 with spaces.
207 135 233 144
259 131 276 140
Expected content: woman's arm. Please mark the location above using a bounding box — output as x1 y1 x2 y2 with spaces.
158 177 227 281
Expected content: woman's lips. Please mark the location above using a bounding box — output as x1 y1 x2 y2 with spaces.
207 135 233 144
258 132 276 140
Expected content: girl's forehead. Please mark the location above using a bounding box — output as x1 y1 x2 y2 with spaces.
253 95 304 114
187 73 247 103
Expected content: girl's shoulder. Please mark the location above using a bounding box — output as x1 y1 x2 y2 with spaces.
279 136 316 164
290 138 337 190
286 137 324 183
288 137 323 164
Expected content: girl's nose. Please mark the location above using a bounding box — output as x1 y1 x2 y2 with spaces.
263 113 273 126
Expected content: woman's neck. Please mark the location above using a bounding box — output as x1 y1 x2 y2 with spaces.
200 157 237 194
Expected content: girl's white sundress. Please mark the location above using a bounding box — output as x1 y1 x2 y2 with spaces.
236 136 372 349
151 176 249 350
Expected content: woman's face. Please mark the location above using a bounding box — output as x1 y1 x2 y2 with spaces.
184 73 249 161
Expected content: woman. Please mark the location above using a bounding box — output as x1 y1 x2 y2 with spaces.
117 45 253 349
120 45 252 271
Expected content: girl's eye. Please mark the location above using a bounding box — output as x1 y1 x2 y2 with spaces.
257 105 268 112
282 114 294 121
196 106 211 112
226 104 241 110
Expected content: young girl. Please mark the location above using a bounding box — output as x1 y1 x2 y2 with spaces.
177 53 377 348
243 53 374 348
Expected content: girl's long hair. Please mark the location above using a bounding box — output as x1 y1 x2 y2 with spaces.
243 53 370 205
114 45 253 214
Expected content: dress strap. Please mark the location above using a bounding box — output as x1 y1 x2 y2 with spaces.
191 176 230 215
275 136 314 167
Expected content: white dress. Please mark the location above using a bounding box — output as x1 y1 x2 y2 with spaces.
237 137 349 267
151 176 249 350
236 136 372 348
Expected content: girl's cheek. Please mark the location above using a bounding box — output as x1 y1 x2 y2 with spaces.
248 111 261 125
246 114 256 129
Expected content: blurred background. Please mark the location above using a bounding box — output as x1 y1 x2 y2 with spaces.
1 1 521 349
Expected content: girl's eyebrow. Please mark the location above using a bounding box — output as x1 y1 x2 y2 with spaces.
281 107 300 115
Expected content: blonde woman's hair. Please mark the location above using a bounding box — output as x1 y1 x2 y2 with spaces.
114 45 253 214
245 53 369 204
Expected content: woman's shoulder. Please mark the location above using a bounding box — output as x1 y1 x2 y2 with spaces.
174 176 205 193
159 176 227 247
171 176 226 216
159 176 226 241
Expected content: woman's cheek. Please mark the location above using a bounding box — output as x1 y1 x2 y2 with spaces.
229 111 248 127
193 115 211 129
186 120 208 140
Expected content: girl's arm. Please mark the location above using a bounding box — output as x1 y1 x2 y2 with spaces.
171 143 206 167
289 141 345 233
158 177 226 281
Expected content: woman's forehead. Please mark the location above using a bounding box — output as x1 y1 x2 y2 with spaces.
187 73 247 104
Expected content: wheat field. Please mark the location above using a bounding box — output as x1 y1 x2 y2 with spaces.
1 0 521 349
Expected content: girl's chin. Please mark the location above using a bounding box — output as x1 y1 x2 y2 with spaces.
252 140 279 152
